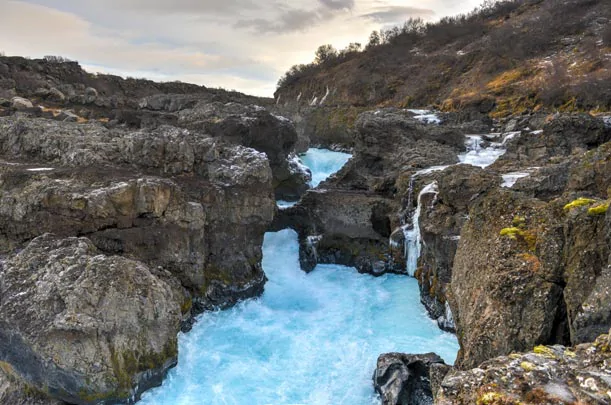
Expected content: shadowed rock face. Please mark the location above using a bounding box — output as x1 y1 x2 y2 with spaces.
0 235 182 405
373 353 446 405
416 165 500 330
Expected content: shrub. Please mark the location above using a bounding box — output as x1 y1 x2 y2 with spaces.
43 55 73 63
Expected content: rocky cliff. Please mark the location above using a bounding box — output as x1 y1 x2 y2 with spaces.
0 57 299 403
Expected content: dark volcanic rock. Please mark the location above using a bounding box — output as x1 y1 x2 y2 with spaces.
451 176 610 369
284 109 467 275
417 165 500 331
491 114 611 172
177 101 308 200
0 234 182 405
0 368 64 405
0 117 275 309
373 353 446 405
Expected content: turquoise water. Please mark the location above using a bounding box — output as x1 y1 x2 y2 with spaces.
138 149 459 405
299 148 352 188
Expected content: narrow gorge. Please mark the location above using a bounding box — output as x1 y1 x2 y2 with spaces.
1 0 611 403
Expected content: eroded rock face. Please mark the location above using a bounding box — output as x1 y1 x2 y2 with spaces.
282 109 467 275
435 331 611 405
416 165 500 331
373 353 446 405
0 368 64 405
0 235 182 404
0 118 276 309
0 115 276 402
491 113 611 172
451 170 610 368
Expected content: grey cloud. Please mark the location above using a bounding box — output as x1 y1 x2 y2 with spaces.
236 7 337 34
361 6 435 23
234 0 360 35
26 0 264 15
318 0 354 10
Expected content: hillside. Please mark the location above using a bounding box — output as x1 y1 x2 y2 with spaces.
275 0 611 118
0 55 271 125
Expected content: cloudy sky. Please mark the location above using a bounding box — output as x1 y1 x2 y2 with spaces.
0 0 482 96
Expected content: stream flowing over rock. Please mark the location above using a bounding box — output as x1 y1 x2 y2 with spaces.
2 52 611 405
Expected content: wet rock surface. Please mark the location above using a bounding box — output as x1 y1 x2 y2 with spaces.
373 353 446 405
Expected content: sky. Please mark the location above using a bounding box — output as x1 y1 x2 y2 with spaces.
0 0 483 97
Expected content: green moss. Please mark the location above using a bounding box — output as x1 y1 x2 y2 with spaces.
563 198 597 211
520 361 536 371
588 202 609 216
500 227 521 239
478 392 503 404
500 227 537 251
512 216 526 228
533 345 556 359
180 297 193 315
106 338 178 401
476 392 519 405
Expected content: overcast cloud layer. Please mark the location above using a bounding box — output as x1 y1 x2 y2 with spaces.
0 0 482 96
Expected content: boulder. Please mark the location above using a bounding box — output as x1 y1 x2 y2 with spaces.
56 110 79 122
0 234 182 404
373 353 446 405
11 96 33 110
48 87 66 102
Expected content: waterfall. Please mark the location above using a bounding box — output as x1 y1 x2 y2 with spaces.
403 182 438 277
319 87 330 105
138 149 458 405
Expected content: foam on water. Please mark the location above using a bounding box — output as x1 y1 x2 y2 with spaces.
299 148 352 188
139 230 458 405
138 148 458 405
458 135 507 168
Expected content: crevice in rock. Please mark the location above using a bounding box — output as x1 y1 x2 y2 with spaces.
549 282 571 346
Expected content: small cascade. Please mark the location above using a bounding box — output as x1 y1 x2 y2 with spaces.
459 134 508 168
403 182 438 277
319 86 330 105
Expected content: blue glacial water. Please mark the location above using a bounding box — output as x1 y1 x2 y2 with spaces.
138 149 459 405
299 148 352 188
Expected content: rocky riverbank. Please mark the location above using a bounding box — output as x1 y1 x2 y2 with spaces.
276 105 610 404
1 53 610 404
0 57 309 404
